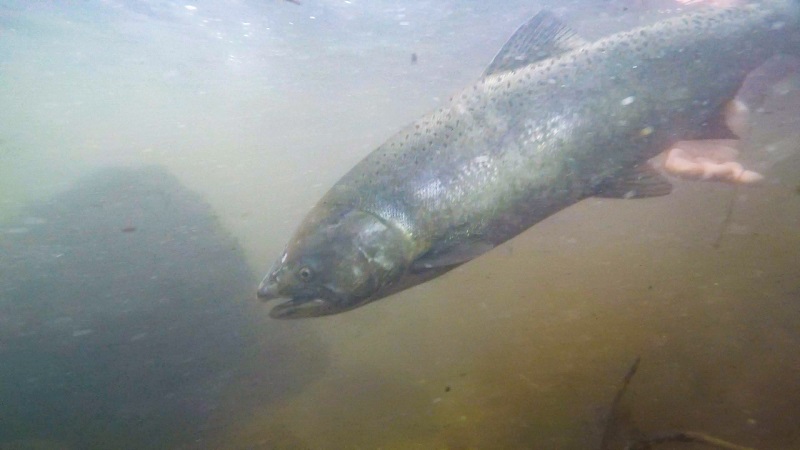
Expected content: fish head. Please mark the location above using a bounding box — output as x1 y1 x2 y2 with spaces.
258 209 414 318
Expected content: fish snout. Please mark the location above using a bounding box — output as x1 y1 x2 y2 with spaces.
257 276 281 301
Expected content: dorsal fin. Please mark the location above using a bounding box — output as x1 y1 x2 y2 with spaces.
483 10 587 77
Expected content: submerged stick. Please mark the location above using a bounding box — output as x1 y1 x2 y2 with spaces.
625 431 756 450
600 357 642 449
600 358 757 450
713 184 739 249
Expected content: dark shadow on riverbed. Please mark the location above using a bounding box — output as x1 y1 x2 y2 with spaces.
0 166 325 449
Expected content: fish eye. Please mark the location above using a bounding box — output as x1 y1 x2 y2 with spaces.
298 266 313 281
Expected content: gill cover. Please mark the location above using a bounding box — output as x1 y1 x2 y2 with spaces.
258 209 415 318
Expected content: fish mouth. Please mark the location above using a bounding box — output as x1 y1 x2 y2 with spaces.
257 279 343 319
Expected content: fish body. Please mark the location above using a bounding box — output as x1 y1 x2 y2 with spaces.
259 1 800 318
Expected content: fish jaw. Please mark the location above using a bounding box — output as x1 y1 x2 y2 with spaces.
267 295 368 319
264 294 338 319
256 256 347 318
257 269 356 319
268 298 328 319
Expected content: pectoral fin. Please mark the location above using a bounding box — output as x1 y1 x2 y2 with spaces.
595 164 673 199
411 240 495 272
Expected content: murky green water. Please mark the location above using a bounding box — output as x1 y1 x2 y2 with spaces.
1 1 798 449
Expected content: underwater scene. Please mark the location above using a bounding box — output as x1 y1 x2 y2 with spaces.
1 0 799 448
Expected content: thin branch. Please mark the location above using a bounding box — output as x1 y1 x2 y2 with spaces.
625 431 756 450
600 357 641 449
